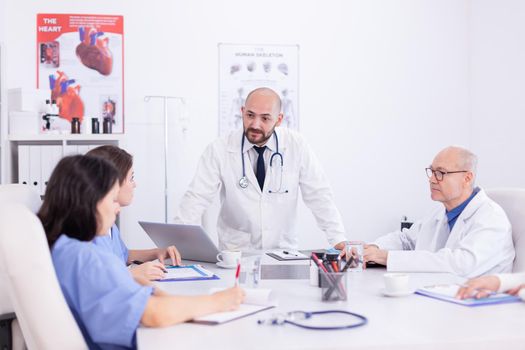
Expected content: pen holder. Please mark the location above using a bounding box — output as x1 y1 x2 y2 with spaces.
320 272 347 302
239 255 262 288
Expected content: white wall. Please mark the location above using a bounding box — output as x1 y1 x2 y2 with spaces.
4 0 516 250
469 0 525 188
0 0 7 184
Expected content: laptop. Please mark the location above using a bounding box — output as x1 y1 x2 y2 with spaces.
138 221 220 263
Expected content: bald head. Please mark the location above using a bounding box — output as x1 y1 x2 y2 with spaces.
245 87 282 114
429 146 478 210
437 146 478 178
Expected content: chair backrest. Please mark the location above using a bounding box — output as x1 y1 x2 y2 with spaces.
0 184 42 213
486 188 525 273
0 184 42 313
0 204 87 349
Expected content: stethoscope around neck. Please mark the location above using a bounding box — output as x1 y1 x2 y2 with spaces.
239 131 287 193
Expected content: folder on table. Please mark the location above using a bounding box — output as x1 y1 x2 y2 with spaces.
416 284 522 307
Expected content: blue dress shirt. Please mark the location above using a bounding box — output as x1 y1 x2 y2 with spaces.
446 186 481 231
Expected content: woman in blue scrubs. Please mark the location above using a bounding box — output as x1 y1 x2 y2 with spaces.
87 145 178 281
38 155 244 349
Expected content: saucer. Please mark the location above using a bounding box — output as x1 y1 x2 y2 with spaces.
216 261 238 269
380 288 414 297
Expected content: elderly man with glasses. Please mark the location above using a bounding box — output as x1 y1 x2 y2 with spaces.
363 146 515 278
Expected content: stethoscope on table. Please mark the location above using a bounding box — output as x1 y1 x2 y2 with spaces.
257 310 368 330
239 131 288 193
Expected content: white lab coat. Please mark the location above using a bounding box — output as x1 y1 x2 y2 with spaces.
373 189 514 278
175 128 346 251
496 273 525 292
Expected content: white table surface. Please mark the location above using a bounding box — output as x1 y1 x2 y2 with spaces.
137 255 525 350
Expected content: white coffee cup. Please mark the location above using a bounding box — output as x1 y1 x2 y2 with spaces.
216 250 242 266
383 273 410 294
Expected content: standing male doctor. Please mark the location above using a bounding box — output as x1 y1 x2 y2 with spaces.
363 146 515 278
175 87 347 251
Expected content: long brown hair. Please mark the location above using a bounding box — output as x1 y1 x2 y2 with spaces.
38 155 119 247
86 145 133 185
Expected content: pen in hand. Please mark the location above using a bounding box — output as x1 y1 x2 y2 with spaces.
234 261 241 286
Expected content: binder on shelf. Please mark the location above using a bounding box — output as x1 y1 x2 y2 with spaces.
40 145 62 195
28 146 42 194
18 145 30 186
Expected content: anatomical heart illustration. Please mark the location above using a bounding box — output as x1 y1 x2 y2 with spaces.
49 71 85 123
76 27 113 76
37 14 124 132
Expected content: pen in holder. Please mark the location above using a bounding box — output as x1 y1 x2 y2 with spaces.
312 253 347 301
320 272 347 302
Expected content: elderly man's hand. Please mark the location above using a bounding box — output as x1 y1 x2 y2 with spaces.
363 244 388 266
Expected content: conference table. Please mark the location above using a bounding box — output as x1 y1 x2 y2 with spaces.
137 254 525 350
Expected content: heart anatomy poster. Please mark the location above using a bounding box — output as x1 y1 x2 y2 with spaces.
37 14 124 133
218 44 299 136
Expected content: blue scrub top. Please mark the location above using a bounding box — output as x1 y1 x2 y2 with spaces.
94 224 129 264
52 234 153 350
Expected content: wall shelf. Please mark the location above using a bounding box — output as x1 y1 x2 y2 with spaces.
8 134 123 142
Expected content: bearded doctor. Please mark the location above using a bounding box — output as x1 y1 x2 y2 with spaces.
363 146 515 278
174 87 347 251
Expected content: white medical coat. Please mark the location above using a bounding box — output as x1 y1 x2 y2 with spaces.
496 272 525 292
373 189 514 278
175 128 346 251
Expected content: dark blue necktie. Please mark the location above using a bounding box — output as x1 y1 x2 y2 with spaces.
254 146 267 190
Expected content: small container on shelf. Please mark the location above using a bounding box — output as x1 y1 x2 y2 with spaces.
103 117 112 134
71 117 81 134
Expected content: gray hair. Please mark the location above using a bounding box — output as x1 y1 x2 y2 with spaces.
446 146 478 185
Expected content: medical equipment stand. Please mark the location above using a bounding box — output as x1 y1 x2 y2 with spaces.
143 95 186 223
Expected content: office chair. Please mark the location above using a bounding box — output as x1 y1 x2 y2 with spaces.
0 204 87 349
0 184 42 350
486 188 525 273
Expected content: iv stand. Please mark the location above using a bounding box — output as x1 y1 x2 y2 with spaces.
143 95 186 223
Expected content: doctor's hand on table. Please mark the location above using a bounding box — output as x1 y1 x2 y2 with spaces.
456 275 502 299
363 244 388 266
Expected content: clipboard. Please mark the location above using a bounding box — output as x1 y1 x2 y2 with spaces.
266 250 310 261
157 264 220 282
415 284 522 307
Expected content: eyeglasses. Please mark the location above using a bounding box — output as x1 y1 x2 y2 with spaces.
425 168 468 182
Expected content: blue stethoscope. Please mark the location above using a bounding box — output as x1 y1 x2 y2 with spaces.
258 310 368 330
239 131 287 193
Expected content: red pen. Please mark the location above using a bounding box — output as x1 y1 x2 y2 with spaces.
234 262 241 286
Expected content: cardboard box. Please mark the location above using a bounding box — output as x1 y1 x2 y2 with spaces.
8 88 49 112
9 111 40 135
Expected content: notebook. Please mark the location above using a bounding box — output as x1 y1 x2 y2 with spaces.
416 284 522 307
192 288 276 325
157 265 219 282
